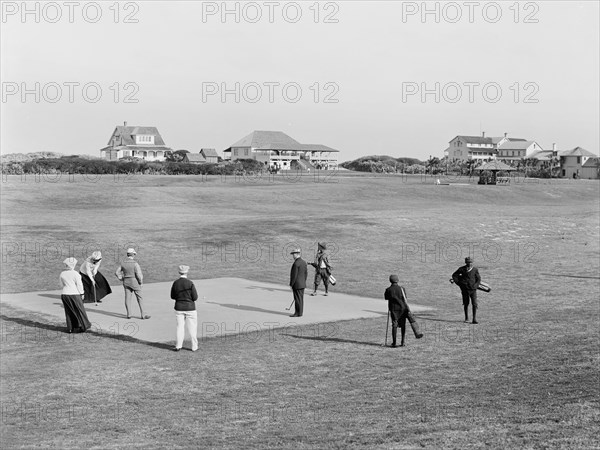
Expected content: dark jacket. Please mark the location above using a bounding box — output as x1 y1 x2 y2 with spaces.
290 257 308 290
452 265 481 291
310 251 332 273
170 276 199 311
384 283 409 314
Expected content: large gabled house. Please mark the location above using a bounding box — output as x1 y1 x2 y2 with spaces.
445 134 497 161
223 130 339 170
100 122 172 161
445 132 541 162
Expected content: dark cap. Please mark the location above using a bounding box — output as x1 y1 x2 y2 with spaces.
318 242 327 250
465 257 473 263
389 274 399 283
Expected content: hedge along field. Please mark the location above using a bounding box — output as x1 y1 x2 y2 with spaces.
1 173 599 448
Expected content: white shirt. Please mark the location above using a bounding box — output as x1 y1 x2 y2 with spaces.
60 269 84 295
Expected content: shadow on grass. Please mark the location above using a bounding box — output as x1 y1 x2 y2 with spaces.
246 285 290 293
48 302 128 319
540 273 600 280
362 310 463 324
283 333 384 348
84 308 130 319
38 294 62 299
206 302 290 317
0 314 173 351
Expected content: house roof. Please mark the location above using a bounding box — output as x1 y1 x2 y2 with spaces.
225 131 339 152
201 148 219 157
559 147 596 157
108 126 166 146
452 135 493 145
582 157 599 167
184 154 207 162
498 140 537 150
101 145 172 152
475 161 516 171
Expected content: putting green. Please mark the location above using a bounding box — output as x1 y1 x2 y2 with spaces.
0 277 433 345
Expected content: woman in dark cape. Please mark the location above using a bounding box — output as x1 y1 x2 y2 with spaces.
79 251 112 303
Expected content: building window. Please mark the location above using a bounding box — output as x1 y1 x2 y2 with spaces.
244 149 249 156
233 149 238 156
577 157 581 164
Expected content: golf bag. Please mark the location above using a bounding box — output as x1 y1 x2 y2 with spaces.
328 274 337 286
407 311 423 339
449 279 491 293
401 287 423 339
478 281 491 293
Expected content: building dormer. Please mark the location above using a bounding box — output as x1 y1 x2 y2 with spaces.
135 135 155 145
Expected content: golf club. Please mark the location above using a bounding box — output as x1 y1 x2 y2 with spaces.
285 299 295 311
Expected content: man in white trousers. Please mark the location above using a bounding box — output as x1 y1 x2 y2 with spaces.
170 265 199 352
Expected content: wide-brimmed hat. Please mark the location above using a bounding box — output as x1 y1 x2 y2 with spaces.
63 257 77 269
91 251 102 262
126 248 137 255
465 257 473 263
318 242 327 250
290 249 301 254
389 274 399 283
178 265 190 274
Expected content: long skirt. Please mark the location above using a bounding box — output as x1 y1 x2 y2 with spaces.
61 294 91 332
80 271 113 303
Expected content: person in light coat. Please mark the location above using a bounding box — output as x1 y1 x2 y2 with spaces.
60 257 91 333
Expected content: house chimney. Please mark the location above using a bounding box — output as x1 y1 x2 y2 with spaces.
124 121 127 127
504 132 507 138
552 143 556 151
482 131 485 138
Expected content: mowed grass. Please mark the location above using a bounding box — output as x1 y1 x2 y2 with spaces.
1 172 599 449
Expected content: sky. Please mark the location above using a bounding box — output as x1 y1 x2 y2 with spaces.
1 0 599 162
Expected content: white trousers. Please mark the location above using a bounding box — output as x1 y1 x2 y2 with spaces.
175 310 198 351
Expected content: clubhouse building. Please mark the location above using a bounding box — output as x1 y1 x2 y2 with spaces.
444 132 543 162
223 130 339 170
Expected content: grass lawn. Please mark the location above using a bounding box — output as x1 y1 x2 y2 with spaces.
1 172 599 449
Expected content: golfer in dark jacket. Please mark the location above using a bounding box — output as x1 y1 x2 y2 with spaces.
170 265 199 352
385 274 409 347
452 257 481 324
289 249 308 317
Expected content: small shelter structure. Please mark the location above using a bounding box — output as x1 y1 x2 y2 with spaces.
475 161 517 185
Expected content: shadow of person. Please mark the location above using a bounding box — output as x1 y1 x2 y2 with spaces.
206 302 290 317
362 310 387 316
283 334 384 348
246 285 290 293
413 315 466 324
38 294 62 299
0 314 172 350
